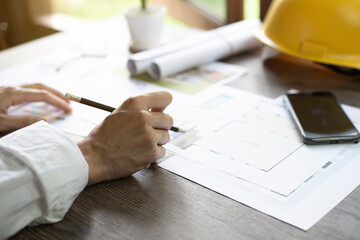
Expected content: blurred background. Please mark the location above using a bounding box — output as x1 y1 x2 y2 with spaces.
0 0 270 50
51 0 259 25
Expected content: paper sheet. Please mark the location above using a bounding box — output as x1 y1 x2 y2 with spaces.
8 102 65 121
133 62 247 95
158 86 360 230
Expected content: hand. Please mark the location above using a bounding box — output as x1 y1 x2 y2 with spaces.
77 91 173 185
0 83 72 133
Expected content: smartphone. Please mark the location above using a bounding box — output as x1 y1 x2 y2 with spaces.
283 91 360 144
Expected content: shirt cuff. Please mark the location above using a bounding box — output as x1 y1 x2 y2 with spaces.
0 121 89 225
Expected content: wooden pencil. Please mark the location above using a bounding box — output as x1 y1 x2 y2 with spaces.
65 93 184 133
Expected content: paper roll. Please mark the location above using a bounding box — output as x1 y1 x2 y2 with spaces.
127 19 262 77
148 30 262 79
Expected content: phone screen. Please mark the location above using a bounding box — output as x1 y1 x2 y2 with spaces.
284 92 360 144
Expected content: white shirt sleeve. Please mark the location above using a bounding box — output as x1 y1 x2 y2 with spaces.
0 121 89 239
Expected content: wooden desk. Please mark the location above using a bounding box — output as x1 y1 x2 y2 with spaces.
4 16 360 240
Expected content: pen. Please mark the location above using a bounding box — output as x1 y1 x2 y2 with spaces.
65 93 185 133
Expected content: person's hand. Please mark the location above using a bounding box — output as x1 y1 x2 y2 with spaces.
77 91 173 185
0 83 72 133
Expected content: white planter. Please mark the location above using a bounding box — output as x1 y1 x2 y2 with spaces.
125 5 167 51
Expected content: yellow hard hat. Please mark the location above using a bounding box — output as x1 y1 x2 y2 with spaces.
254 0 360 70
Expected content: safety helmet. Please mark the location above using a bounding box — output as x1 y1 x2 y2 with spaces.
254 0 360 71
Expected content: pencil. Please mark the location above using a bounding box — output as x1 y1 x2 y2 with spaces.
65 93 185 133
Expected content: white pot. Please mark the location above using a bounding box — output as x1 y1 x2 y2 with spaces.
125 5 167 51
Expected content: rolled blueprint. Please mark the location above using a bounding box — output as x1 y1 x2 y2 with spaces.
148 29 262 79
127 18 261 76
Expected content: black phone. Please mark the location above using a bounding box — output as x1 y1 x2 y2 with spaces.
283 91 360 144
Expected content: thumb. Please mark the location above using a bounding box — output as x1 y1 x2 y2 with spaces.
0 114 46 132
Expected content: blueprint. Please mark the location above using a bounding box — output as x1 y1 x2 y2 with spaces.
159 85 360 230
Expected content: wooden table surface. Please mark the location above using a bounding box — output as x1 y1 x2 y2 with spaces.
4 17 360 240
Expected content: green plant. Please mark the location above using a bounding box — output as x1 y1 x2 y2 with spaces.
141 0 147 10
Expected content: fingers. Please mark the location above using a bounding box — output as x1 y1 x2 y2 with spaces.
135 110 172 145
120 91 172 112
155 129 171 145
0 114 44 132
118 92 174 145
145 145 166 165
20 83 70 103
7 87 72 113
146 111 173 130
145 91 172 112
156 145 166 159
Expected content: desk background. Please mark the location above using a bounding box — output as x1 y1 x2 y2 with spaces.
3 16 360 240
